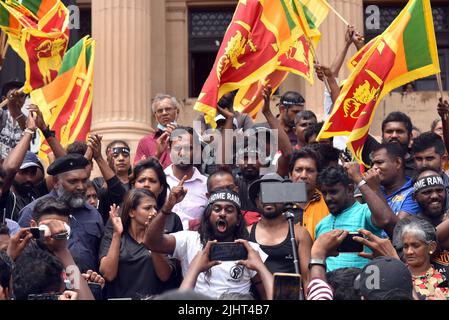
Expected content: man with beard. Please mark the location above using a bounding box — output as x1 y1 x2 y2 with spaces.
362 112 415 177
165 126 207 231
18 154 104 270
247 173 312 286
144 184 273 299
278 91 305 147
393 169 449 281
315 164 398 271
370 143 420 218
412 132 449 211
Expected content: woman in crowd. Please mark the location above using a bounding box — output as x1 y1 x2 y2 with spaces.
99 189 178 299
132 158 183 233
400 218 449 299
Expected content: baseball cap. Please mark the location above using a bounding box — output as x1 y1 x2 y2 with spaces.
354 256 414 300
20 152 44 172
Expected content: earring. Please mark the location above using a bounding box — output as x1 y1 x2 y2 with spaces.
430 251 433 254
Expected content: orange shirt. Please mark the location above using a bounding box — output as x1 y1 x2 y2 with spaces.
302 190 330 241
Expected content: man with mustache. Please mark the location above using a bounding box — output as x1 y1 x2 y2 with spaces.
144 184 273 300
393 169 449 281
247 173 312 286
361 112 415 177
18 154 104 271
370 143 420 218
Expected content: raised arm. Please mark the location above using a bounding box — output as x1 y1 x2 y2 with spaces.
315 64 341 104
438 99 449 155
262 86 292 177
6 88 27 131
2 112 37 192
344 162 398 236
143 176 188 254
29 104 66 159
99 205 123 282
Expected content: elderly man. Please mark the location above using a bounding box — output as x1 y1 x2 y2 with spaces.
134 94 181 167
18 154 104 271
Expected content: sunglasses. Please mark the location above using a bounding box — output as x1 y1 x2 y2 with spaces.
112 147 130 158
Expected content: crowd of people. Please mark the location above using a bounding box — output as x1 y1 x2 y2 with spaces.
0 26 449 301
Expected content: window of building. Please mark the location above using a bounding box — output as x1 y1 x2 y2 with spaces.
188 7 236 98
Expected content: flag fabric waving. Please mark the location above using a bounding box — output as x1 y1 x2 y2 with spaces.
318 0 440 165
0 0 69 93
195 0 330 126
31 36 95 161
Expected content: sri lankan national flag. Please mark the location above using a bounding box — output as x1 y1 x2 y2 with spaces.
233 0 330 118
0 0 69 93
31 36 95 161
196 0 330 126
318 0 440 165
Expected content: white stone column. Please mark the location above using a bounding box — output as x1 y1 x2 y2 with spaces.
91 0 155 153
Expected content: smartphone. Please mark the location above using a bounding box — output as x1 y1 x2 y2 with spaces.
88 282 103 301
337 232 364 253
209 242 248 261
273 273 303 300
29 227 45 240
260 182 307 204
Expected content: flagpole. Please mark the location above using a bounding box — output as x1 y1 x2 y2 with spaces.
0 86 25 109
305 37 331 93
437 73 445 100
323 1 350 26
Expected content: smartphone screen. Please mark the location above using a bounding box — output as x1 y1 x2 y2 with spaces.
209 243 248 261
273 273 302 300
337 233 364 253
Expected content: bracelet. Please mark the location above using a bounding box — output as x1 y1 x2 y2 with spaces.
357 179 367 189
42 126 56 139
15 114 25 121
24 128 35 136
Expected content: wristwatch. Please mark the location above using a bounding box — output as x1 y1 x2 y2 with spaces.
308 258 326 270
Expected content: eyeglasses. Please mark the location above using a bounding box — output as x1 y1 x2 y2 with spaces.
155 107 176 115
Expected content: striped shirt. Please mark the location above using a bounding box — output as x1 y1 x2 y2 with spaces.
307 278 333 300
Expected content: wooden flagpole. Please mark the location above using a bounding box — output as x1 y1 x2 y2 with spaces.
323 1 350 26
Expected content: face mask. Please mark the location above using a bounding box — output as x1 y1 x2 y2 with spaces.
157 122 177 132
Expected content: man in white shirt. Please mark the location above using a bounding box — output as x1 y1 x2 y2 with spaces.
144 186 273 299
164 126 208 230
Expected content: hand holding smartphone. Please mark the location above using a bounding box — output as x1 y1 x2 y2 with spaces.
337 232 364 253
209 242 248 261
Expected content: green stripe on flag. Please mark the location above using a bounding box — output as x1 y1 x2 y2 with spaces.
19 0 43 16
301 4 317 29
403 0 432 70
58 38 84 75
0 6 10 27
280 0 297 31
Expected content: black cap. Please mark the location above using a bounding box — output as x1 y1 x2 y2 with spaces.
248 173 286 205
47 154 89 176
1 79 24 98
354 257 414 300
279 91 305 107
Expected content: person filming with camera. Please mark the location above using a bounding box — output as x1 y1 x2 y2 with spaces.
143 178 273 300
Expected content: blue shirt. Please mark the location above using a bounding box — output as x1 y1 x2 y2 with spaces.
315 202 383 272
382 178 420 216
18 191 104 271
5 218 19 236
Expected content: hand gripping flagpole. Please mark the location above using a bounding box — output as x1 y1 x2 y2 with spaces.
0 86 25 109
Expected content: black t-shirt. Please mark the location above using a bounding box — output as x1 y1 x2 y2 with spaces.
6 180 49 222
99 230 179 299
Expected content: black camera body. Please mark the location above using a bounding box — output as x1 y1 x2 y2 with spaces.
209 242 248 261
